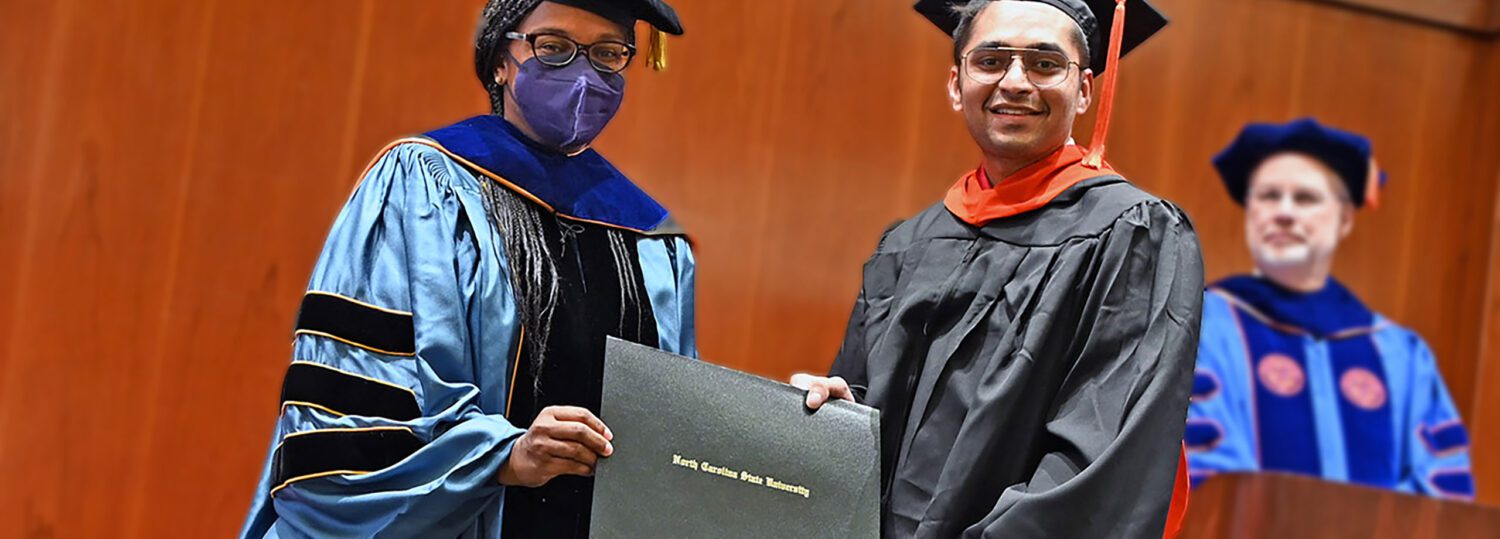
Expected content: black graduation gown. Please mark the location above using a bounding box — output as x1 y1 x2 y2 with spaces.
831 176 1204 538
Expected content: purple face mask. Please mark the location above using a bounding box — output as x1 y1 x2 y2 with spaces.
509 56 626 151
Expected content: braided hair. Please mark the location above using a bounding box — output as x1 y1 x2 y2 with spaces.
472 0 651 395
474 0 544 115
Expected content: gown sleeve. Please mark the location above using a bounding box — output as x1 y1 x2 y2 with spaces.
1183 292 1262 486
1398 334 1475 500
240 143 527 538
671 239 698 358
830 285 874 403
638 235 698 359
830 221 907 403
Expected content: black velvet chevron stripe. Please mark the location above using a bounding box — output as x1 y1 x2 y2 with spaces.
271 428 424 491
280 363 422 421
296 293 415 355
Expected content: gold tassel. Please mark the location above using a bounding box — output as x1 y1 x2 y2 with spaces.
647 28 668 71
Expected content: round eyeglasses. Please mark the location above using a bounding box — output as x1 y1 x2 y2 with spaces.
505 31 636 74
962 47 1080 88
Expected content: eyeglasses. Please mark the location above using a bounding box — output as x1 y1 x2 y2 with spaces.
504 31 636 74
962 47 1079 88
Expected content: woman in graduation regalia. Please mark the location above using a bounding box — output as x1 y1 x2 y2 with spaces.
1185 118 1475 500
239 1 694 537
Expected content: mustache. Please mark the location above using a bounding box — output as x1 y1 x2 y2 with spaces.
1260 224 1307 242
984 99 1045 113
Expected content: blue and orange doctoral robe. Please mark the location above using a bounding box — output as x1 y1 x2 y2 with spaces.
1186 276 1473 500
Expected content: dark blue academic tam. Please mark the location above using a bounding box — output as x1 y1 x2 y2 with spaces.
1212 118 1387 209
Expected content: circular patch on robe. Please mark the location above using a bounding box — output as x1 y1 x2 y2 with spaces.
1340 367 1388 410
1257 354 1305 397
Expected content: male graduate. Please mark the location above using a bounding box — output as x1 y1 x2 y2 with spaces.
239 1 697 537
794 0 1202 536
1185 118 1475 500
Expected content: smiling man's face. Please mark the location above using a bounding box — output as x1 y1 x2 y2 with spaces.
948 1 1093 168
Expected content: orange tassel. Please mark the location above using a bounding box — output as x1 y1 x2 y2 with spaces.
1364 157 1382 210
1083 0 1127 169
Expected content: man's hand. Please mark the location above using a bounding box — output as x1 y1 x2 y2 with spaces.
790 374 855 410
498 406 614 487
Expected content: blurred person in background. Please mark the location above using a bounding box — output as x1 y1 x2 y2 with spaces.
1185 118 1475 501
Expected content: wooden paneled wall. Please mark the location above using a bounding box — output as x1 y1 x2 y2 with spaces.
1 0 1497 536
1466 37 1500 526
1317 0 1500 33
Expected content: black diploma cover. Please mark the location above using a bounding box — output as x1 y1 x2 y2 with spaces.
590 337 880 538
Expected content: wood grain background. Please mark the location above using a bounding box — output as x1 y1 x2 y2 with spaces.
2 0 1498 535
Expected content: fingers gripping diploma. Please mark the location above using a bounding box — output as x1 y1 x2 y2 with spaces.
498 406 615 487
790 374 855 410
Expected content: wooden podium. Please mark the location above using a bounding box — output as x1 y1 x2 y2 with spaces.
1180 473 1500 538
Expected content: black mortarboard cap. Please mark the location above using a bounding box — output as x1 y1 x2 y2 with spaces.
550 0 684 36
914 0 1167 74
